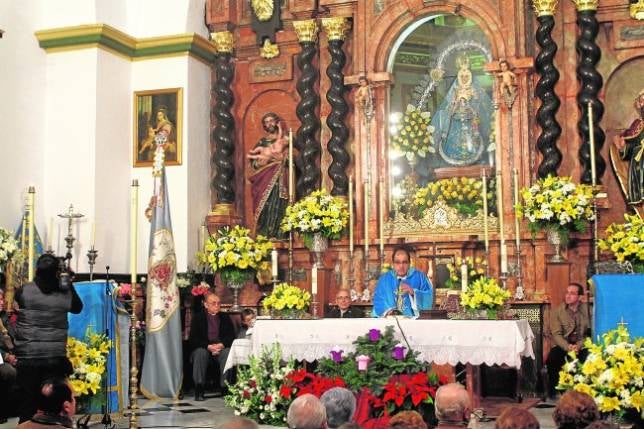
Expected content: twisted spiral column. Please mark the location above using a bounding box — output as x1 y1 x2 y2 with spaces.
532 0 562 178
210 31 236 210
321 17 351 197
294 19 321 198
573 0 605 184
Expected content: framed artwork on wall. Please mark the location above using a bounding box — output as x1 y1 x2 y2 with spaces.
133 87 183 167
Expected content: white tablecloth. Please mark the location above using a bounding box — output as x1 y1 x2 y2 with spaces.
223 338 252 373
251 318 535 368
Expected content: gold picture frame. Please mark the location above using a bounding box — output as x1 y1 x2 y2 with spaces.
133 88 183 167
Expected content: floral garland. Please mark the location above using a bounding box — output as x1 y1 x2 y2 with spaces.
262 282 310 314
391 105 435 161
66 330 112 397
445 256 487 289
281 189 348 242
598 214 644 273
460 277 510 315
0 227 19 268
198 225 272 284
557 325 644 418
414 176 493 218
517 175 594 241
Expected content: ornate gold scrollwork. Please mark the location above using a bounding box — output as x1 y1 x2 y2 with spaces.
259 39 279 59
321 17 350 41
210 31 234 54
531 0 559 16
571 0 599 11
293 19 319 43
385 199 499 237
251 0 274 22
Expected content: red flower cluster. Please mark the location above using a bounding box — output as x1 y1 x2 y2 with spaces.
282 369 346 399
382 372 436 407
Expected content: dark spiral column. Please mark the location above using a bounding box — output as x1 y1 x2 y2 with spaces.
321 17 351 197
293 19 321 198
532 1 562 178
210 31 236 208
573 0 605 185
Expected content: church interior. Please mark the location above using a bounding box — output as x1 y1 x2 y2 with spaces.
1 0 644 428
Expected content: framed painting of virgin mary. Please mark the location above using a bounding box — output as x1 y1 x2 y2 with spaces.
133 88 183 167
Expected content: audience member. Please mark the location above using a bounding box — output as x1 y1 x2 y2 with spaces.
494 407 539 429
287 393 327 429
326 290 362 318
188 292 236 401
321 387 357 429
434 383 471 429
546 283 590 398
14 255 83 423
0 288 17 423
552 390 600 429
388 410 427 429
237 308 256 339
18 377 76 428
219 416 259 429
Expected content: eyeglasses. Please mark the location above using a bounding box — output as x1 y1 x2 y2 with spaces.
336 296 350 301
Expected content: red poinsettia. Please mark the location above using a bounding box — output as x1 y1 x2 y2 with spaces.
284 369 346 398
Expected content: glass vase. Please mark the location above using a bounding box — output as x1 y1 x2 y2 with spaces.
546 227 566 262
308 233 328 266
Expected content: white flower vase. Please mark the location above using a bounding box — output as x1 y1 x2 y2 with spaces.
309 233 328 266
228 281 244 312
546 227 565 262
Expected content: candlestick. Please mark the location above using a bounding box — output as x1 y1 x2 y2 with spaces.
349 175 354 254
496 173 508 273
379 179 385 254
48 217 54 251
289 129 294 201
481 171 489 253
461 260 468 292
27 187 35 281
311 263 318 295
364 181 369 257
130 180 139 285
271 248 278 278
587 101 597 186
513 169 521 250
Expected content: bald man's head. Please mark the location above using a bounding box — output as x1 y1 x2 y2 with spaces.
435 383 471 423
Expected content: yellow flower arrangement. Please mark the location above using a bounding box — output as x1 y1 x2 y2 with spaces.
263 283 311 317
517 175 594 241
198 225 272 284
460 277 510 318
445 256 487 289
66 330 112 397
281 189 348 241
391 105 435 161
557 325 644 418
598 214 644 273
414 176 493 218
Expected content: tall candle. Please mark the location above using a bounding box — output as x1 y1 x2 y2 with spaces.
496 173 508 273
271 249 278 278
199 224 206 252
461 261 468 292
289 129 294 201
311 263 318 295
91 221 96 249
513 169 521 250
587 102 597 186
130 180 139 285
48 217 54 251
348 175 354 254
27 187 35 281
482 170 489 253
364 181 369 257
379 179 385 254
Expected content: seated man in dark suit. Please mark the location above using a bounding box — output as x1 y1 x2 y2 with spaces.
188 292 236 401
326 289 362 318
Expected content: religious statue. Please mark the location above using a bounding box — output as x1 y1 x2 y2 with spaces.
613 89 644 205
497 59 517 108
247 112 289 238
432 54 492 166
355 74 374 121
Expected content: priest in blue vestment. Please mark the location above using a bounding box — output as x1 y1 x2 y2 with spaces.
372 245 433 318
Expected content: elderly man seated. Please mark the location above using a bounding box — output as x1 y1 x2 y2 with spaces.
326 290 362 318
434 383 471 429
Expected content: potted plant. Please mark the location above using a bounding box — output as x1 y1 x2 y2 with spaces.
598 213 644 273
459 277 511 319
262 282 311 319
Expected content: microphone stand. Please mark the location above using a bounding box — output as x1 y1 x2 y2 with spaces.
101 265 115 428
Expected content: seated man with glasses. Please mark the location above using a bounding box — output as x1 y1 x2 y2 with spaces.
326 290 362 318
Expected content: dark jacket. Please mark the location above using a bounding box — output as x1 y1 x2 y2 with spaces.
326 306 363 318
188 310 237 351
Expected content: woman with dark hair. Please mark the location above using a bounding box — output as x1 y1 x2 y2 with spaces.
14 254 83 423
552 391 600 429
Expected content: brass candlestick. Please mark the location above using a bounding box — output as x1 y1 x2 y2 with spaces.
311 292 320 319
87 247 98 281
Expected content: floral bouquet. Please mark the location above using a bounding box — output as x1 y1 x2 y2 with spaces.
557 325 644 421
391 104 435 161
445 255 487 289
517 175 594 242
598 214 644 273
414 176 493 218
191 281 211 297
263 282 311 318
281 189 349 245
459 277 510 319
198 225 272 285
66 330 112 400
0 227 19 268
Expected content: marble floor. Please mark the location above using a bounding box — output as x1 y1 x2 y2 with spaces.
0 396 560 429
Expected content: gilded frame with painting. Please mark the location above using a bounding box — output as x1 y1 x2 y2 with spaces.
133 88 182 167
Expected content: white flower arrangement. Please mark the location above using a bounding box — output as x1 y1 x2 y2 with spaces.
0 227 19 268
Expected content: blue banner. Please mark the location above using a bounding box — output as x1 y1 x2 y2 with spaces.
591 274 644 339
